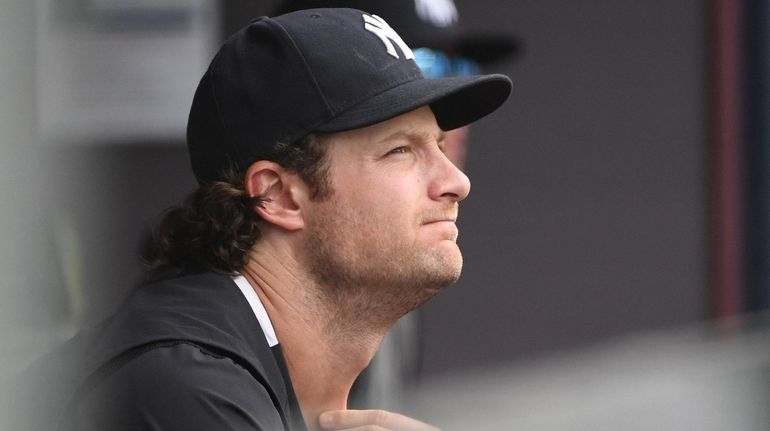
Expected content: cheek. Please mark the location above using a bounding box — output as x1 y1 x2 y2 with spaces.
334 170 426 234
344 193 421 246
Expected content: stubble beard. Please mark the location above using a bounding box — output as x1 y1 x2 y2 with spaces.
302 200 462 334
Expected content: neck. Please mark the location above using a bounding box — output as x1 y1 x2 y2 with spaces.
240 244 391 430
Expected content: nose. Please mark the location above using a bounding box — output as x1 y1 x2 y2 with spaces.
428 147 471 202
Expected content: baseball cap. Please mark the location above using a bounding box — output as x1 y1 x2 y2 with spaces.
275 0 519 65
187 8 512 184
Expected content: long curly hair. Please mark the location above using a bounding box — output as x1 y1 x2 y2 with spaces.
147 134 330 280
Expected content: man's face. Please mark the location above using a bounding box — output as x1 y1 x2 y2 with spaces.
301 106 471 320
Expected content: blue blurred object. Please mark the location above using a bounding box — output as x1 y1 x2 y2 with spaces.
413 47 480 78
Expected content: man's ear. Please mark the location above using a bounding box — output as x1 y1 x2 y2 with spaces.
243 161 306 231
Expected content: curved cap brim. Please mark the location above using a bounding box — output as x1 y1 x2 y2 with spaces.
315 73 512 133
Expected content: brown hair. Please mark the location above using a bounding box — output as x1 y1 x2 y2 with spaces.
147 134 330 280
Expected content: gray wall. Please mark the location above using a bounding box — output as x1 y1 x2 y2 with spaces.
419 0 709 376
0 0 46 378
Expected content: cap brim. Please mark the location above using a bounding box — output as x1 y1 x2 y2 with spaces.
315 73 512 133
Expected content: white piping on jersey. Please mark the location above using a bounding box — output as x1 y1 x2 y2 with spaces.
233 275 279 347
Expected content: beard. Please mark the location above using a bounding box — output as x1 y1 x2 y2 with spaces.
301 195 462 332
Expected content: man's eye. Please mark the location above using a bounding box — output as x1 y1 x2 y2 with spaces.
387 146 409 155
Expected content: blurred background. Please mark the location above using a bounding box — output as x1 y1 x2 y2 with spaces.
1 0 769 429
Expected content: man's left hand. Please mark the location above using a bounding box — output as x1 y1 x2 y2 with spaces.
318 409 440 431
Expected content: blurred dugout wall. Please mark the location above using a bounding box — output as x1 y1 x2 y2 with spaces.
0 0 216 389
4 0 768 401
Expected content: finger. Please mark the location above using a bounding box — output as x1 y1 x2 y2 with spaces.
318 409 440 431
319 427 387 431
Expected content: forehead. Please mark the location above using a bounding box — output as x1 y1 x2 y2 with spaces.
322 106 441 153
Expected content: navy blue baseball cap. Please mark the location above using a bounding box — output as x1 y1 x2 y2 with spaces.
187 8 512 184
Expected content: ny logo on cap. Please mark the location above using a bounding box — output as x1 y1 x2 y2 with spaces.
363 14 415 60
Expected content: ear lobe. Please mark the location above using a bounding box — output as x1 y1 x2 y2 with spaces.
244 161 305 231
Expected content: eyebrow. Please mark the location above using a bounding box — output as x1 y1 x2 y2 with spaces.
379 129 446 146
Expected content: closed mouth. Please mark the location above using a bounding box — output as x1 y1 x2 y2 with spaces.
423 218 456 225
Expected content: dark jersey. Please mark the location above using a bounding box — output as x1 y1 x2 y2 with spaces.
34 272 307 430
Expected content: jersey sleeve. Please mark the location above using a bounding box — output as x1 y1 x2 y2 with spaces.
75 343 286 430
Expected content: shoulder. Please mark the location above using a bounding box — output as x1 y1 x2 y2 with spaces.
77 342 285 430
89 271 265 369
135 271 240 301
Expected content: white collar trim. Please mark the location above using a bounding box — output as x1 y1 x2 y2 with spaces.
232 274 279 347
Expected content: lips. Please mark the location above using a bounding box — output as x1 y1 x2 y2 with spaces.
422 219 459 241
421 209 458 225
423 217 457 224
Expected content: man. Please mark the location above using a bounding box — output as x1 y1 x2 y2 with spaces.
273 0 519 410
67 8 510 430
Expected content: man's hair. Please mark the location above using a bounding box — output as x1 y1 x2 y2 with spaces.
148 134 331 280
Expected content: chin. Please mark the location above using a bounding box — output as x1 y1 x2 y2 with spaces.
422 248 463 288
439 243 464 275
